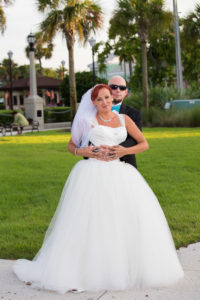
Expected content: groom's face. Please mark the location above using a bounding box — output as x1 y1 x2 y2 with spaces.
108 77 128 104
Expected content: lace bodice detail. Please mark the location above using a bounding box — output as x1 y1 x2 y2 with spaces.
89 114 127 146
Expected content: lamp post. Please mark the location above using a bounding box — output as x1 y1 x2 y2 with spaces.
24 32 44 128
61 60 65 80
27 32 37 97
7 50 13 110
173 0 183 91
89 37 96 86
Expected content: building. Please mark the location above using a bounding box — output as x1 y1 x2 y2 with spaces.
0 76 63 109
88 54 136 80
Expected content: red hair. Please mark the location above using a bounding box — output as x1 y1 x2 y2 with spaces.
91 84 113 102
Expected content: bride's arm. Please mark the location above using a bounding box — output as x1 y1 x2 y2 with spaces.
124 115 149 154
68 138 102 158
110 115 149 157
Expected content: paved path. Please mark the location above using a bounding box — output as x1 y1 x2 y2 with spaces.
0 243 199 300
0 127 67 137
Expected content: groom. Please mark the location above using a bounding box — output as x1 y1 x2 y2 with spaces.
108 76 142 168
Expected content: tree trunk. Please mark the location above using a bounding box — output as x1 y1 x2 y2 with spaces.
129 60 133 77
124 60 127 81
66 33 77 121
141 40 149 109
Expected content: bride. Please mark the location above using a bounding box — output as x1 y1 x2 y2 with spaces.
13 84 184 294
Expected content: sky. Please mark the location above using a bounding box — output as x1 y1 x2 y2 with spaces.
0 0 199 72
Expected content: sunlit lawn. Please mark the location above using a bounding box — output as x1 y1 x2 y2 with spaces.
0 127 199 259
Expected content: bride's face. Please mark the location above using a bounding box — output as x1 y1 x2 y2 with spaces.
93 88 113 114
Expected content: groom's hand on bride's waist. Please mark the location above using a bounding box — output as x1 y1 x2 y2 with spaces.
106 145 127 159
98 145 120 161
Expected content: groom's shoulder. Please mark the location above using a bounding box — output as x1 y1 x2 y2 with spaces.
122 103 141 117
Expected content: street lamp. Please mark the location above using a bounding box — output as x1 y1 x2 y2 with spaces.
27 32 37 97
24 32 44 128
173 0 183 91
61 60 65 80
27 32 35 51
89 37 96 86
7 50 13 110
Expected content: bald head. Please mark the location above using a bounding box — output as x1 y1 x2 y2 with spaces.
108 76 128 104
108 76 127 86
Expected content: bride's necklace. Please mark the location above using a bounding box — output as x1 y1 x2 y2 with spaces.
98 114 113 122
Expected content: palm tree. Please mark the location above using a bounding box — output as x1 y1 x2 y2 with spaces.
109 0 172 109
37 0 103 120
25 31 54 75
0 58 18 84
0 0 13 33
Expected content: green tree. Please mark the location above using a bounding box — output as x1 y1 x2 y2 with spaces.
182 4 200 84
0 0 13 33
60 71 106 106
147 30 175 87
37 0 103 120
108 0 172 109
56 65 68 80
25 31 54 75
0 58 19 84
93 41 113 74
42 67 60 78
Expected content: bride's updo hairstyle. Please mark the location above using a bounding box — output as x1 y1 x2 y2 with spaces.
91 84 113 102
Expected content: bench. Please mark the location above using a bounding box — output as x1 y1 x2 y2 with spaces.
31 121 40 133
0 124 4 135
2 121 40 136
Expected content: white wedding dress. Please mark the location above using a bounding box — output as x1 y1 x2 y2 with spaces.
13 115 184 293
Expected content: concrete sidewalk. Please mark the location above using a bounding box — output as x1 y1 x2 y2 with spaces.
0 126 70 137
0 243 199 300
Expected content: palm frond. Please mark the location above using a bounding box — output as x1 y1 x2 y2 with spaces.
0 5 6 33
37 0 60 12
40 9 63 41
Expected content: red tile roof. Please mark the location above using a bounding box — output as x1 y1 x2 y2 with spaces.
0 76 62 91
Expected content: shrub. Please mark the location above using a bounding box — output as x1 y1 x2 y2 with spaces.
190 106 200 126
141 106 200 127
0 110 21 125
44 107 71 123
124 92 143 110
0 108 71 125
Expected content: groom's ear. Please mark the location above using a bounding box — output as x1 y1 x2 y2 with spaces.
124 88 128 98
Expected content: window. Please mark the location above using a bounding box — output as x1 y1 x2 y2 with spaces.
20 95 24 105
13 96 17 105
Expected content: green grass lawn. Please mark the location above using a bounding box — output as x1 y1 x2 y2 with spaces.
0 128 200 259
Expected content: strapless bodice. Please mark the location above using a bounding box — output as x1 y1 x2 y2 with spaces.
89 118 127 147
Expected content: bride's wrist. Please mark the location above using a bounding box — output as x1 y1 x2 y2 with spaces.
74 147 80 156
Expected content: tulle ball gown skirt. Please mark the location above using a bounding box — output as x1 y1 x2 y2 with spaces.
13 159 184 293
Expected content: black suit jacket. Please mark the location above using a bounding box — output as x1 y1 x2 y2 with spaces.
119 103 142 168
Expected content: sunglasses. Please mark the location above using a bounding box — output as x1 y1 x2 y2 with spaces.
109 84 127 91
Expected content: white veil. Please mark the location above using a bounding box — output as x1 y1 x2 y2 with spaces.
71 87 97 148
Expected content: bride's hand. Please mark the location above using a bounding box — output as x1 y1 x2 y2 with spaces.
98 145 117 161
81 145 102 158
108 145 128 159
